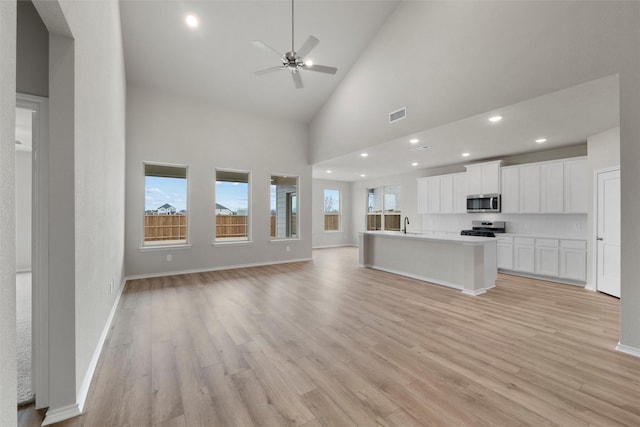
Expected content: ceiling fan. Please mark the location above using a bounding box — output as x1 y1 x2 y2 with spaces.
252 0 337 89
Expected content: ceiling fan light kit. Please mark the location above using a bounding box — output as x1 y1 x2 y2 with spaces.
253 0 337 89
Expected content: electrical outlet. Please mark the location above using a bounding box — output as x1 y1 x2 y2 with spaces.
286 245 290 252
166 254 172 261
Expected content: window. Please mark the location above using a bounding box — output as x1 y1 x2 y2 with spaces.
144 163 188 246
367 185 400 231
324 189 340 231
215 170 249 242
271 175 298 239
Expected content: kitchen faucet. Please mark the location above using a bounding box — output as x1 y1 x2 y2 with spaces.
403 216 410 234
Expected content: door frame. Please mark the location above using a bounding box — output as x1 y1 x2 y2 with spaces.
17 93 49 409
591 165 620 295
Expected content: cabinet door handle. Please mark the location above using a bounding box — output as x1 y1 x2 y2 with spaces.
596 237 603 241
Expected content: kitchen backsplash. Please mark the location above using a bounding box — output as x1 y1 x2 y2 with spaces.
421 213 588 239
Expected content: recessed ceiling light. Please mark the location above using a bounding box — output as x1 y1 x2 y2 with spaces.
536 138 547 144
488 115 502 123
305 60 313 67
409 138 419 144
410 145 431 152
185 14 199 28
326 170 332 174
462 152 470 157
360 174 366 177
411 162 418 166
360 153 368 158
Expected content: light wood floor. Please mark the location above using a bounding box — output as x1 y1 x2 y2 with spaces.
20 247 640 426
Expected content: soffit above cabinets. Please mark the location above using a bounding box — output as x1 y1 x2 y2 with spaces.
313 75 618 182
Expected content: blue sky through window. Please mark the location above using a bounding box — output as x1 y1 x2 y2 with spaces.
145 176 187 212
216 181 248 213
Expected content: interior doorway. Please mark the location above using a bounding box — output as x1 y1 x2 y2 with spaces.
15 106 33 405
16 94 49 409
595 167 621 297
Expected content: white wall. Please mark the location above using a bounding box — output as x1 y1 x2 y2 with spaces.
66 1 127 403
586 128 620 289
15 150 32 271
125 86 311 277
30 0 127 418
17 0 48 97
312 179 353 247
0 1 17 424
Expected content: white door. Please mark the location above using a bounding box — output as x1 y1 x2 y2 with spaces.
596 169 621 297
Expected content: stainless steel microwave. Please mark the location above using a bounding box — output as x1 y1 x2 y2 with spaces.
467 194 501 213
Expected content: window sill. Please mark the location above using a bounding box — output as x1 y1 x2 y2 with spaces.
139 243 192 252
270 238 300 243
323 230 342 233
212 240 253 247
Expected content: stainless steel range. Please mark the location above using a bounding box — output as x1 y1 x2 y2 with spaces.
460 221 506 237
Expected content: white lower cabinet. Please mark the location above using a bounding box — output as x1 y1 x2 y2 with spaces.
496 236 513 270
513 237 535 273
535 238 559 276
559 240 587 281
498 235 586 283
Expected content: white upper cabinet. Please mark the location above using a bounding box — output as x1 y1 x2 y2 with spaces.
465 160 502 195
519 164 541 213
541 162 564 213
453 173 467 213
440 174 454 214
417 177 429 214
427 176 441 214
563 158 588 213
500 157 586 214
501 166 519 213
417 172 467 214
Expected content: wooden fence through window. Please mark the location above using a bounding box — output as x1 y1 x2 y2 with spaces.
144 214 187 241
215 215 248 238
324 214 340 231
144 215 288 240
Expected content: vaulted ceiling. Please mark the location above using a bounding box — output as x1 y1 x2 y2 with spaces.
119 0 399 123
120 1 625 180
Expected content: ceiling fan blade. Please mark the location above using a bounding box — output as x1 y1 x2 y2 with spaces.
254 66 285 75
304 64 338 75
252 40 284 59
292 70 303 89
296 36 319 58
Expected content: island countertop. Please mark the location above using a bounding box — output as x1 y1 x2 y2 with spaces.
360 230 496 244
359 230 497 296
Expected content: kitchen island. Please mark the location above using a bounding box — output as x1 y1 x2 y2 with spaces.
358 231 497 295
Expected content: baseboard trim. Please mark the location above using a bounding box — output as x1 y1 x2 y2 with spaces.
461 288 487 296
77 277 126 413
498 270 586 287
44 277 126 425
312 244 352 249
363 264 463 292
125 257 313 281
616 343 640 358
41 403 82 426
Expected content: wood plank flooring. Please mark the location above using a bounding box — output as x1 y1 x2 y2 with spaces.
20 247 640 426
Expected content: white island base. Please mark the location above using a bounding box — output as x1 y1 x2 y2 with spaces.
359 231 497 296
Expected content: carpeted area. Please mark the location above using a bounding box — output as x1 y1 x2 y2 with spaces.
16 272 33 405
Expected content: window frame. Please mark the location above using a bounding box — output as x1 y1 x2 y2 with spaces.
366 185 401 232
323 188 341 232
270 174 300 241
213 168 252 245
140 161 191 250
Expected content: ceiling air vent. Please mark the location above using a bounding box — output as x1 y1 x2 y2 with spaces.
389 107 406 123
